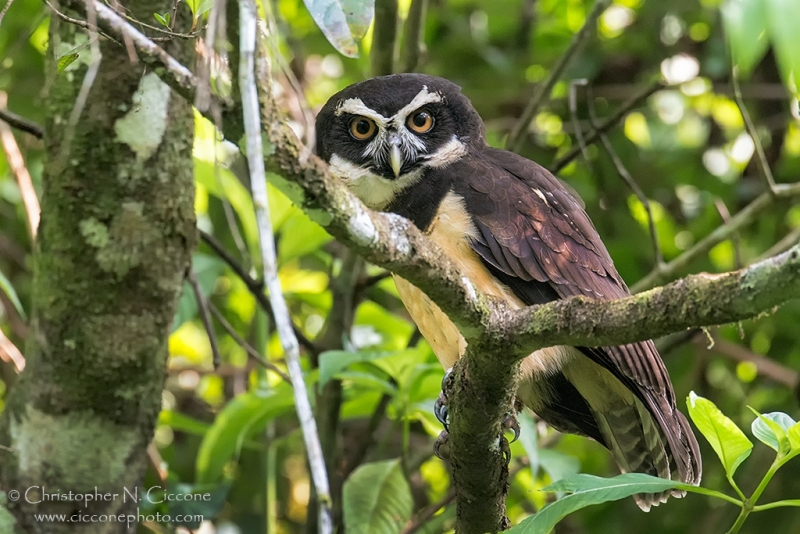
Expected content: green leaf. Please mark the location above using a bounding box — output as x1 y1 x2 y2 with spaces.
765 0 800 94
789 422 800 452
538 449 581 485
0 269 25 320
319 350 388 388
185 0 214 17
721 0 770 77
196 386 294 483
57 53 79 73
687 392 753 477
518 412 539 481
505 473 684 534
303 0 376 58
159 410 211 435
343 459 413 534
749 408 795 453
154 12 171 28
171 253 225 331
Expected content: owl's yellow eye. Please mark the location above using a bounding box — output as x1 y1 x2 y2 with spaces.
407 109 434 133
349 117 377 140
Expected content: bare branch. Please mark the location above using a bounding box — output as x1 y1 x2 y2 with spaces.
208 302 292 382
503 244 800 360
187 269 222 369
585 83 664 267
239 2 332 532
199 229 317 354
632 183 800 292
506 0 611 151
732 67 777 194
695 336 798 390
0 108 44 139
551 79 664 173
0 97 40 240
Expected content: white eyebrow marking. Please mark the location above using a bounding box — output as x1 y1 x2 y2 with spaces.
335 98 389 127
392 86 443 129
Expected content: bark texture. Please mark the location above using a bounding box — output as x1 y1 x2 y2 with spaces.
0 2 195 532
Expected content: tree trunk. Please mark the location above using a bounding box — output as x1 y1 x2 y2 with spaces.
0 2 196 532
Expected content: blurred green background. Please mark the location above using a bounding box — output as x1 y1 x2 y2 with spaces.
1 0 799 532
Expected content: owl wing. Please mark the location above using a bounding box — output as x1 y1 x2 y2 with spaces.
451 147 701 500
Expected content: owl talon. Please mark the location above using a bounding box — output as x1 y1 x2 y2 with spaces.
503 412 521 443
501 435 512 465
434 430 450 459
434 394 449 429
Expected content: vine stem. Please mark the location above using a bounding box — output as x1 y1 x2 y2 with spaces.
726 455 788 534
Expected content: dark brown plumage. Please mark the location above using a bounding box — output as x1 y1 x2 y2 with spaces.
316 73 701 509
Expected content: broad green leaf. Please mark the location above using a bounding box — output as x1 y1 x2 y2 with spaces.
538 449 581 497
154 12 171 28
196 386 294 483
0 269 25 320
687 392 753 477
749 408 795 453
278 210 332 265
159 410 211 436
343 459 413 534
334 370 398 396
185 0 214 17
765 0 800 94
789 422 800 452
517 412 539 481
721 0 769 77
505 473 684 534
319 350 392 388
303 0 376 58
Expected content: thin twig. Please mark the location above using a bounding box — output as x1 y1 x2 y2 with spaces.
631 183 800 292
757 225 800 261
0 0 14 27
58 0 101 166
208 302 292 382
0 328 25 373
187 269 222 369
239 2 332 533
0 109 43 139
198 229 317 355
732 67 777 194
714 198 742 269
585 84 664 267
44 0 114 41
402 489 456 534
550 79 665 173
695 336 798 389
0 94 40 240
506 0 611 151
63 0 200 99
568 80 595 172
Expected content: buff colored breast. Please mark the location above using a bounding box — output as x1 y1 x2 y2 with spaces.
393 192 573 377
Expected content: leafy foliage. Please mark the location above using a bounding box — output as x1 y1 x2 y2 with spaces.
1 0 800 533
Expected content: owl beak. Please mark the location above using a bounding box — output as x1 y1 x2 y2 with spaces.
389 140 403 179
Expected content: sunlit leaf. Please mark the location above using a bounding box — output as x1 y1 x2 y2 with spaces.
687 392 753 477
0 269 25 320
505 473 684 534
319 350 393 388
154 12 171 28
789 422 800 452
749 408 795 453
343 459 413 534
303 0 375 58
57 53 79 72
765 0 800 94
185 0 214 17
196 385 294 483
721 0 769 77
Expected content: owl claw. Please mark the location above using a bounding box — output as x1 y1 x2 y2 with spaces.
434 393 449 429
503 411 520 443
501 435 512 465
434 430 450 459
